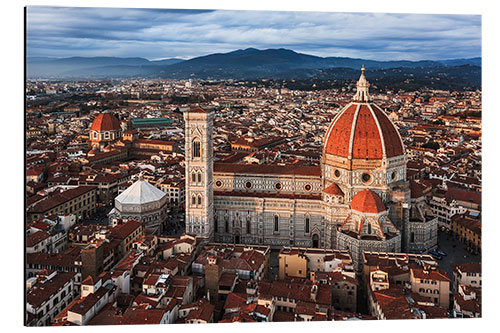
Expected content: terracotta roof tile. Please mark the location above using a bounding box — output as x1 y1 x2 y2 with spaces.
323 183 343 196
350 189 386 213
90 112 121 131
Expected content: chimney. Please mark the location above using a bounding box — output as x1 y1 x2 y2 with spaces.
310 284 318 301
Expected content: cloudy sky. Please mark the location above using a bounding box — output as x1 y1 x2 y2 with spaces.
26 6 481 61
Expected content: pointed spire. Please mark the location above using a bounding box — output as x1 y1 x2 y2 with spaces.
353 66 371 102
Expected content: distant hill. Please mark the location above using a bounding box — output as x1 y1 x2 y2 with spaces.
27 56 151 78
26 48 481 89
150 58 185 66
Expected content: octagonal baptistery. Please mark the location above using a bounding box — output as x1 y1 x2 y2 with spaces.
111 178 168 234
322 67 406 202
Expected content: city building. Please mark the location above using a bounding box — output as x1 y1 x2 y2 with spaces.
89 111 122 151
410 267 450 308
27 186 97 222
450 213 481 254
26 270 77 326
184 69 437 270
278 247 353 279
109 178 169 234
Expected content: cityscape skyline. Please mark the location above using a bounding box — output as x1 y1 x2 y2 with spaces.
23 3 484 328
27 6 481 61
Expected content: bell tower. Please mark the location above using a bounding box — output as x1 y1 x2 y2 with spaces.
184 106 214 240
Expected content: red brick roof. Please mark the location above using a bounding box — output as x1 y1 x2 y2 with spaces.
224 292 247 310
324 102 404 159
452 262 481 274
410 179 425 198
26 230 51 247
323 183 343 196
185 106 210 114
123 308 166 324
185 299 214 322
411 268 450 282
445 187 481 205
350 189 386 213
453 292 481 314
109 219 144 240
90 112 120 131
27 271 76 308
28 186 97 214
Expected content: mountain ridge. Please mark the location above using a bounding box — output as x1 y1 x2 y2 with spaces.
27 48 481 84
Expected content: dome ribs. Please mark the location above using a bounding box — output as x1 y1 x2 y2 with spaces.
350 189 386 214
351 104 383 159
324 104 357 158
90 112 121 132
371 105 404 157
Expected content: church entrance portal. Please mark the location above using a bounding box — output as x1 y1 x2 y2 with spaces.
312 234 319 248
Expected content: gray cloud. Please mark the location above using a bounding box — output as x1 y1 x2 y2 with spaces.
26 6 481 61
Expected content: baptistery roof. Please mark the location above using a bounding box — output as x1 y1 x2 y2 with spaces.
323 68 404 161
90 111 121 132
115 179 166 205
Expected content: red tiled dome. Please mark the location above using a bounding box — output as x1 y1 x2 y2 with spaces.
350 189 386 213
323 69 404 162
324 183 343 196
323 102 404 159
90 112 121 131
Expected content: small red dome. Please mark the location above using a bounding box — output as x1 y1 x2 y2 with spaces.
324 183 343 196
90 112 120 131
350 189 386 213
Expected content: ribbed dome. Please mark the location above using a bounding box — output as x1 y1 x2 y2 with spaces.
323 69 404 161
350 189 386 213
90 112 121 131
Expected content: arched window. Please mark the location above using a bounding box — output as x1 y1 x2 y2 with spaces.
305 216 310 234
274 215 279 232
197 172 202 183
192 140 201 158
192 172 197 183
214 217 218 232
434 290 439 294
191 195 196 205
247 219 251 234
367 223 372 234
198 195 202 205
225 218 229 233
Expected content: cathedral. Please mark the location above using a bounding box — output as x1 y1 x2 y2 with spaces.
183 68 438 270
